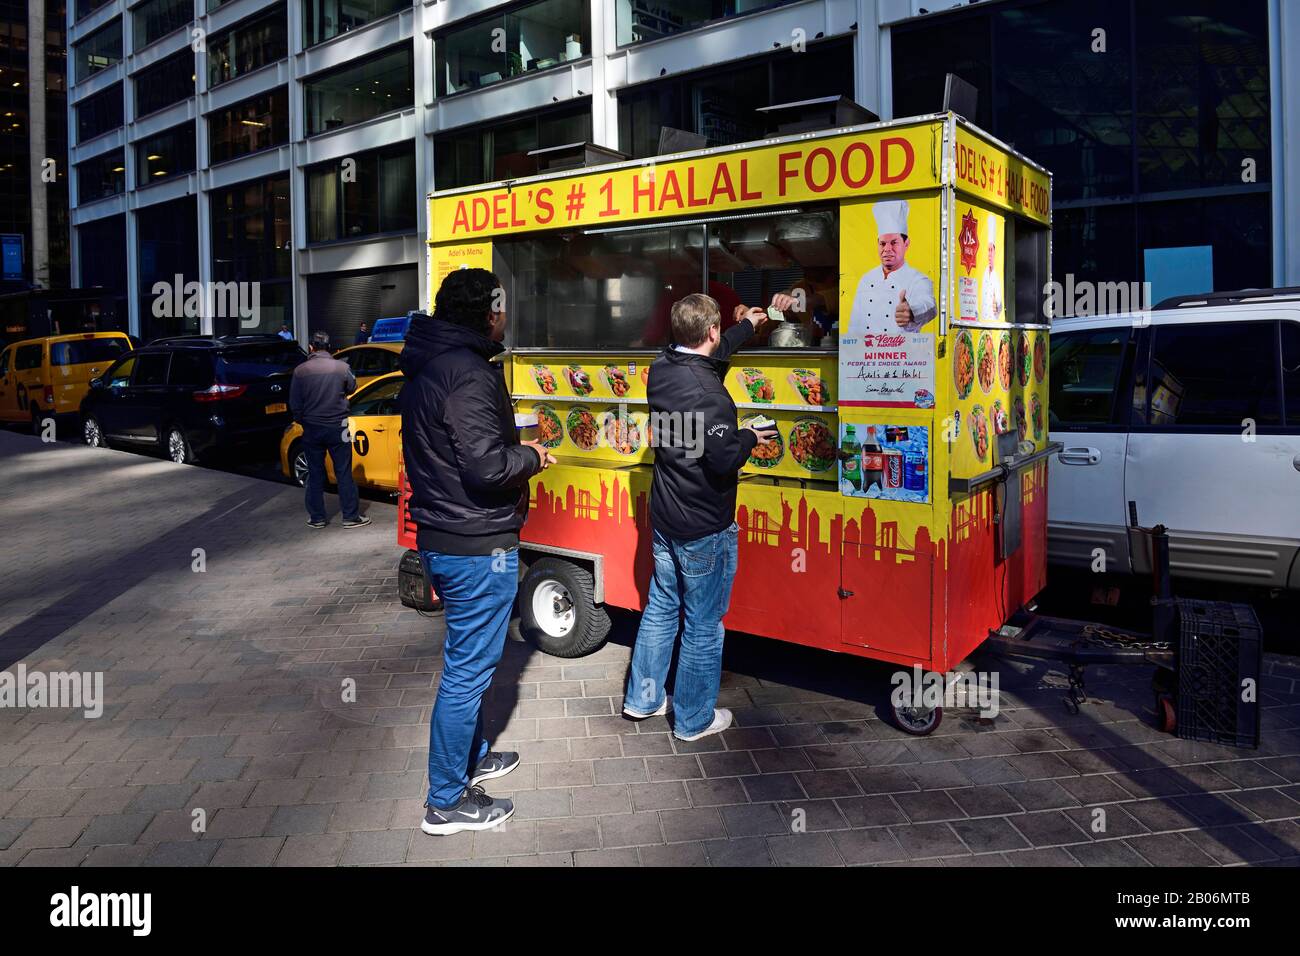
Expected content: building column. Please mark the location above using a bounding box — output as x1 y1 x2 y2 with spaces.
589 0 617 151
28 1 50 289
1272 0 1299 285
414 9 434 313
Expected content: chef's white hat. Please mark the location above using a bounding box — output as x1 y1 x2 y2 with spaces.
986 214 998 244
873 200 909 237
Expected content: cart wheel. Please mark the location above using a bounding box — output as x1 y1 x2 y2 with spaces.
892 700 943 736
1156 694 1177 734
518 557 610 659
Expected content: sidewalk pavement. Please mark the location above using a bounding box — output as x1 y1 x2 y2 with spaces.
1 431 1299 867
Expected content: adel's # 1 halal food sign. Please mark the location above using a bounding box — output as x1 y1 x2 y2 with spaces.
430 125 943 241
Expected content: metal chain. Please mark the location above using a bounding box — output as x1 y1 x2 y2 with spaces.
1078 623 1171 652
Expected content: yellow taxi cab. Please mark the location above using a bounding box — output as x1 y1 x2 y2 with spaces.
280 370 404 491
0 331 133 432
332 341 403 391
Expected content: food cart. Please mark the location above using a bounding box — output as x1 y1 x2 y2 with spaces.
400 111 1056 734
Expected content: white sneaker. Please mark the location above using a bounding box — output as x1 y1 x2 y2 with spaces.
623 697 669 719
675 708 732 742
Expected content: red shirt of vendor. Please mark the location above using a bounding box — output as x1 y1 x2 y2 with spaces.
640 275 743 347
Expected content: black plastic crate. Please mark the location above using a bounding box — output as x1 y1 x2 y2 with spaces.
1175 599 1262 749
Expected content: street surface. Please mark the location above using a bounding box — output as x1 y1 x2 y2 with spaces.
1 431 1298 866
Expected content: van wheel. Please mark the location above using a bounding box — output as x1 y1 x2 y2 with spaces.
83 415 106 448
290 441 309 487
519 558 610 658
166 426 196 465
29 407 43 436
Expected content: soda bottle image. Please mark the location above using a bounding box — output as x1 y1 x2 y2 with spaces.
841 424 862 491
861 425 884 490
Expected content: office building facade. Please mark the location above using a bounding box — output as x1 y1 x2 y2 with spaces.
65 0 1298 342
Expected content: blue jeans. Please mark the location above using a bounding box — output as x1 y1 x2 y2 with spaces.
420 547 519 808
624 523 738 738
302 421 360 523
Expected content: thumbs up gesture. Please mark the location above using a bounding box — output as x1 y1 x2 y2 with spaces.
894 288 914 328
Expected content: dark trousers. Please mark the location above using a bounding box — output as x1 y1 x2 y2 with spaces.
302 421 360 522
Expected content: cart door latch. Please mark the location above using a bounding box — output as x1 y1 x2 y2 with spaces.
837 587 854 599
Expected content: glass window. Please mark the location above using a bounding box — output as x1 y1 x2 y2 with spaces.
436 0 590 96
615 0 800 46
138 197 200 341
136 124 196 185
304 43 413 135
617 41 854 159
51 338 129 366
1135 0 1270 193
133 352 171 386
1144 321 1280 428
992 0 1133 203
207 87 289 164
134 50 196 117
168 351 214 386
350 376 403 415
1048 328 1130 428
216 343 305 381
76 149 126 203
306 143 416 243
15 344 44 370
74 18 122 82
77 83 124 143
108 355 136 387
304 0 408 48
435 101 591 189
76 0 115 21
1136 194 1271 297
133 0 193 49
208 6 288 89
342 347 395 375
0 350 8 376
500 222 703 350
1284 321 1300 428
210 175 293 334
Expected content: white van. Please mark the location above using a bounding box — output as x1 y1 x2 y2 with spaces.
1047 288 1300 592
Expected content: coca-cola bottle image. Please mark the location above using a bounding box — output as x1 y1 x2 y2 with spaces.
861 425 884 490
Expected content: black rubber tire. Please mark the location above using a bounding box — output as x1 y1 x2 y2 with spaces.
891 701 943 736
289 440 308 487
83 414 107 448
164 424 196 465
518 557 610 658
30 406 45 437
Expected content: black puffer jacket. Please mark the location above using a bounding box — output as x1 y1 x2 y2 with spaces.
399 314 540 554
647 318 758 541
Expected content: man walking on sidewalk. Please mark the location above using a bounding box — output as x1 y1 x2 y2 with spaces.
289 331 371 530
400 268 554 835
623 292 790 740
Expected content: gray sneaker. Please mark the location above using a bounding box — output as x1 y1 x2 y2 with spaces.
674 708 733 742
307 518 327 529
341 515 371 529
470 751 520 786
421 786 514 835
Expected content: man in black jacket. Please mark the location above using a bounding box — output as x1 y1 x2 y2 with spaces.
622 291 791 740
400 268 554 835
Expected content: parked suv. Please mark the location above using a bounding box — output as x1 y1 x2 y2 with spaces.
80 335 306 464
0 331 133 433
1047 288 1300 591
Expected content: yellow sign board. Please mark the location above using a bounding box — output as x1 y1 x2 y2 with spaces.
430 123 943 241
953 126 1051 225
428 241 493 308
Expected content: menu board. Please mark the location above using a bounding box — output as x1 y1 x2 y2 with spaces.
953 199 1008 326
514 355 650 403
518 400 653 465
949 326 1049 479
725 355 837 409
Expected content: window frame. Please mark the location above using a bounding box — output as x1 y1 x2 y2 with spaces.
1046 325 1136 433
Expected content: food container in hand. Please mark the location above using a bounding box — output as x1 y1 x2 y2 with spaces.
514 412 540 442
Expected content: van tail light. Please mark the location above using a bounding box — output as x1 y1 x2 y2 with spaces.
43 385 55 406
193 383 247 402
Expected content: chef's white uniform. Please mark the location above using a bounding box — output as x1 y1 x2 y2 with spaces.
980 267 1002 322
847 263 937 336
